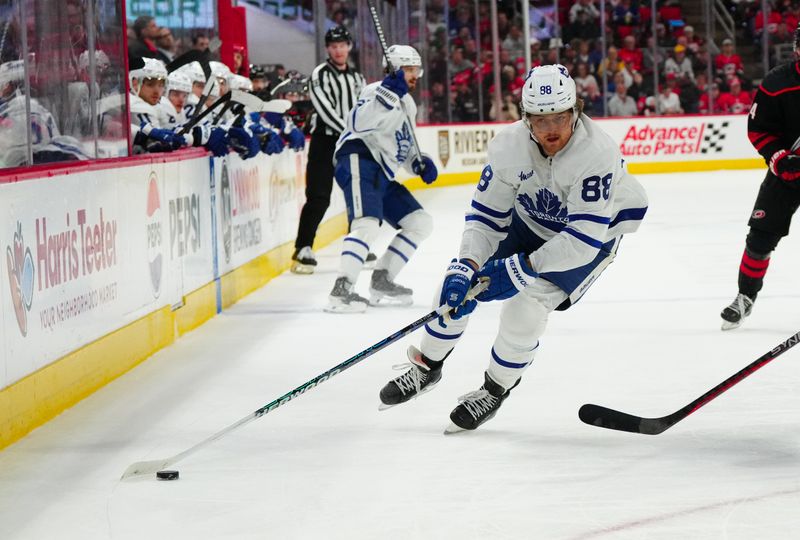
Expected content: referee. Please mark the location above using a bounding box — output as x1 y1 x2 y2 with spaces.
292 26 366 274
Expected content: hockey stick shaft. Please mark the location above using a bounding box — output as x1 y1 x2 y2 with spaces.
365 0 425 167
121 281 488 479
579 330 800 435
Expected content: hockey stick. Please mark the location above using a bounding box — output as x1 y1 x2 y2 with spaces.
364 0 426 170
121 280 489 479
579 330 800 435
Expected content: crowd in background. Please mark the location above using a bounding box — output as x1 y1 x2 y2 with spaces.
4 0 800 169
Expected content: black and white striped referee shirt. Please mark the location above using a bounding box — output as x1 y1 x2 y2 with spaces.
309 59 365 137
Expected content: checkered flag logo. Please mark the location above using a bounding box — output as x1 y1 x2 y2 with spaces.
700 121 729 154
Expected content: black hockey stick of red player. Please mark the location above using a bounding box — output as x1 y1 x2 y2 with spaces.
579 330 800 435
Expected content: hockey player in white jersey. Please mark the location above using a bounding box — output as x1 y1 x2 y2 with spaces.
158 71 192 129
129 57 185 152
378 65 649 432
325 45 439 313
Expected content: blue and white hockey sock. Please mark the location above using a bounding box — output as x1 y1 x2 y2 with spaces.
486 342 538 390
339 217 379 283
376 210 433 280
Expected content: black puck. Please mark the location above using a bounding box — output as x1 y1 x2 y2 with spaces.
156 470 180 480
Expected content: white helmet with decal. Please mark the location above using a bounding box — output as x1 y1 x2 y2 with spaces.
520 64 576 115
167 71 192 94
130 57 167 82
382 44 424 76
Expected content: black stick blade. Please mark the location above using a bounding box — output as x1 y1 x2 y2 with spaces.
579 404 672 435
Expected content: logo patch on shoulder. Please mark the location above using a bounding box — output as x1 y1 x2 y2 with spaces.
752 209 766 219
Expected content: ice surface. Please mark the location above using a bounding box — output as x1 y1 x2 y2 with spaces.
1 170 799 540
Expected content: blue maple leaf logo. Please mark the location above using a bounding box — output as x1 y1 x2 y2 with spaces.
517 189 568 225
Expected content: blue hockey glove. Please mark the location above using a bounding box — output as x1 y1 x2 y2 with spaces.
205 127 229 157
248 111 263 124
227 126 261 159
264 112 286 131
248 121 268 137
412 155 438 184
380 69 408 98
142 124 186 149
475 253 537 302
261 130 285 155
285 127 306 151
438 258 477 326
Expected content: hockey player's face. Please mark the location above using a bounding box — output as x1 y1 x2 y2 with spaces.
529 111 573 156
169 90 188 111
402 66 421 92
139 78 166 106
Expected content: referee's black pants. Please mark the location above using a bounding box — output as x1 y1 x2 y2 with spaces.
295 132 338 250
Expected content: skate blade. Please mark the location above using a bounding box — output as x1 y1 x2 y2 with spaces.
443 422 466 435
377 380 440 411
290 262 315 275
721 319 742 331
324 302 367 314
369 294 413 307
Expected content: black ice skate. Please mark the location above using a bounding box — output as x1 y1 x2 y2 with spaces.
291 246 317 275
363 252 378 270
445 372 519 434
720 293 755 331
369 269 413 306
324 277 369 313
378 346 442 410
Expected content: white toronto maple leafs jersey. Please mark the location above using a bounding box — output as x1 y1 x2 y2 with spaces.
335 81 420 178
130 93 164 136
460 115 648 275
157 96 187 130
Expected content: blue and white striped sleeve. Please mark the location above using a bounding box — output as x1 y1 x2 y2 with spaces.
458 162 518 268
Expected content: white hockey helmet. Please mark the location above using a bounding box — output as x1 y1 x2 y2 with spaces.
78 50 111 73
0 60 25 88
209 61 231 80
130 57 167 82
176 61 206 84
167 71 192 94
227 73 253 92
382 45 424 77
520 64 576 115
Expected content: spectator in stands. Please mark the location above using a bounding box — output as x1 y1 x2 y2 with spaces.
449 47 475 74
569 0 600 25
429 81 448 123
128 16 161 61
664 44 695 82
657 74 683 114
503 24 526 60
598 46 632 90
699 83 724 114
715 38 745 85
574 61 600 112
718 77 752 114
613 0 640 30
452 70 479 122
678 74 701 113
627 70 646 101
192 32 210 53
683 25 703 55
489 92 520 122
232 44 248 76
754 3 782 39
619 35 643 74
608 79 638 116
155 27 176 63
567 0 601 41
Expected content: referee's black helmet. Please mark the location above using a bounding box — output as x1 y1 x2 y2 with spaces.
325 26 352 45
